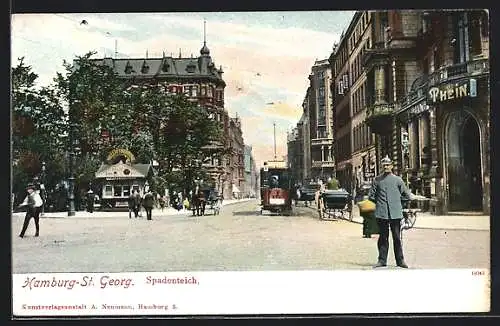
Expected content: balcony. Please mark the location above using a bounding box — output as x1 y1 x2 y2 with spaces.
312 160 335 168
362 42 390 72
311 137 333 146
365 102 395 135
428 58 489 88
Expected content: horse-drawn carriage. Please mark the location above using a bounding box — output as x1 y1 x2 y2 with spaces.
318 189 353 221
191 185 221 216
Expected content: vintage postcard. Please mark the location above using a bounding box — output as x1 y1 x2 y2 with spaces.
11 10 490 316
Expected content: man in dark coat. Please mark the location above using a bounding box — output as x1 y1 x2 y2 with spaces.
142 190 155 220
86 189 95 213
368 156 412 268
128 191 137 218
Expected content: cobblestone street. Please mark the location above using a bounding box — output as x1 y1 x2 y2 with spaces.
12 200 489 273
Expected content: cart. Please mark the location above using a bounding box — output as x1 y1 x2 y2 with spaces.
318 189 353 221
203 188 221 216
297 183 320 207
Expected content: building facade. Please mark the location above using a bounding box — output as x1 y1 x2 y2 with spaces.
330 26 354 192
243 144 258 197
286 127 301 184
327 9 489 215
228 116 245 199
309 59 335 180
395 10 490 214
92 39 232 195
301 90 312 182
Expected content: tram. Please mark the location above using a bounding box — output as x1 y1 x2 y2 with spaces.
259 160 294 215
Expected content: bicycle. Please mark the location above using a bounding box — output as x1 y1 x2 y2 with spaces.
400 208 417 240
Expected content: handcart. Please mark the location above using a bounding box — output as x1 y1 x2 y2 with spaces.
318 189 353 221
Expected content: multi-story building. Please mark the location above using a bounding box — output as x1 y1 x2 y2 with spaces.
309 59 335 180
228 116 245 199
330 27 354 192
345 12 377 190
243 144 257 197
301 90 312 182
91 38 231 194
286 127 300 184
362 10 421 177
395 9 489 214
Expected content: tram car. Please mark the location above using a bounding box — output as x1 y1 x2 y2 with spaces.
259 160 294 215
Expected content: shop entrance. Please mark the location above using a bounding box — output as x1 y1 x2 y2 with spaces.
445 111 483 211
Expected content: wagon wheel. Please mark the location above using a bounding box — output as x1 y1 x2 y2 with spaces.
347 203 354 221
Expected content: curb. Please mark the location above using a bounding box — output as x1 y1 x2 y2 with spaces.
300 205 488 231
12 199 256 219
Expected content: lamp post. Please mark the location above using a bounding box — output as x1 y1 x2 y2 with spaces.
67 99 81 217
401 130 409 184
40 161 46 215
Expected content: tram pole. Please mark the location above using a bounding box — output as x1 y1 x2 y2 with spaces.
273 122 277 160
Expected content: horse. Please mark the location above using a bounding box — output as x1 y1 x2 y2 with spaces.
191 187 207 216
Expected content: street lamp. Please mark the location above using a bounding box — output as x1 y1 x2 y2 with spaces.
401 129 410 183
67 99 81 217
40 161 46 215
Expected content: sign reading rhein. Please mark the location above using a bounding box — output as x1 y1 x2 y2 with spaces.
428 79 477 104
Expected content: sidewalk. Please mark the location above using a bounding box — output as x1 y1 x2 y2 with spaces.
304 205 489 231
11 198 255 219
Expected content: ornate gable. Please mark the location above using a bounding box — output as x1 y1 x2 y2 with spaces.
95 161 146 179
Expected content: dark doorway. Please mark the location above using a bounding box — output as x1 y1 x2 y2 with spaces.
446 111 483 211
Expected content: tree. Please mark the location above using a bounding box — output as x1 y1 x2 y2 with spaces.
12 57 67 204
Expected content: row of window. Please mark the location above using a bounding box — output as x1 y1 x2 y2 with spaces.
349 12 371 53
103 184 141 198
352 84 366 115
353 123 374 153
156 84 224 100
317 126 328 139
335 134 351 162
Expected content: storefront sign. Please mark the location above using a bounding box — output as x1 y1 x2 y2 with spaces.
106 148 136 163
428 79 477 104
364 172 375 178
409 102 430 116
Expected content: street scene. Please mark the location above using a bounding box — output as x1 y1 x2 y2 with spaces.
11 10 490 275
11 201 489 273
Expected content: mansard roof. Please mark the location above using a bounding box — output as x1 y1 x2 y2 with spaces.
92 54 225 85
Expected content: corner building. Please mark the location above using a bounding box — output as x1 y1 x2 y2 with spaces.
396 10 489 214
91 40 232 195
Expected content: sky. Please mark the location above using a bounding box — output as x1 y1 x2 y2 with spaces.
11 11 356 167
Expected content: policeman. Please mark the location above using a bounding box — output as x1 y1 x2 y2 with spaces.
368 156 411 268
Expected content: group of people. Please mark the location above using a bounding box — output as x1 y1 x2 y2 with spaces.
128 189 156 220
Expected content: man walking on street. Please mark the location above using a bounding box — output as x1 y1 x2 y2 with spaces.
18 184 44 238
142 189 155 220
368 156 412 268
86 189 95 213
128 190 137 218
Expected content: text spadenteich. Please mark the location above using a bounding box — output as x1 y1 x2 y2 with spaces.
145 275 198 286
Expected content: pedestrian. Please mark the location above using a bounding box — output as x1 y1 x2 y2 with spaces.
134 190 142 217
357 182 379 238
128 190 137 218
159 196 165 211
295 185 301 206
142 189 155 220
86 189 95 213
18 183 44 238
368 156 412 268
